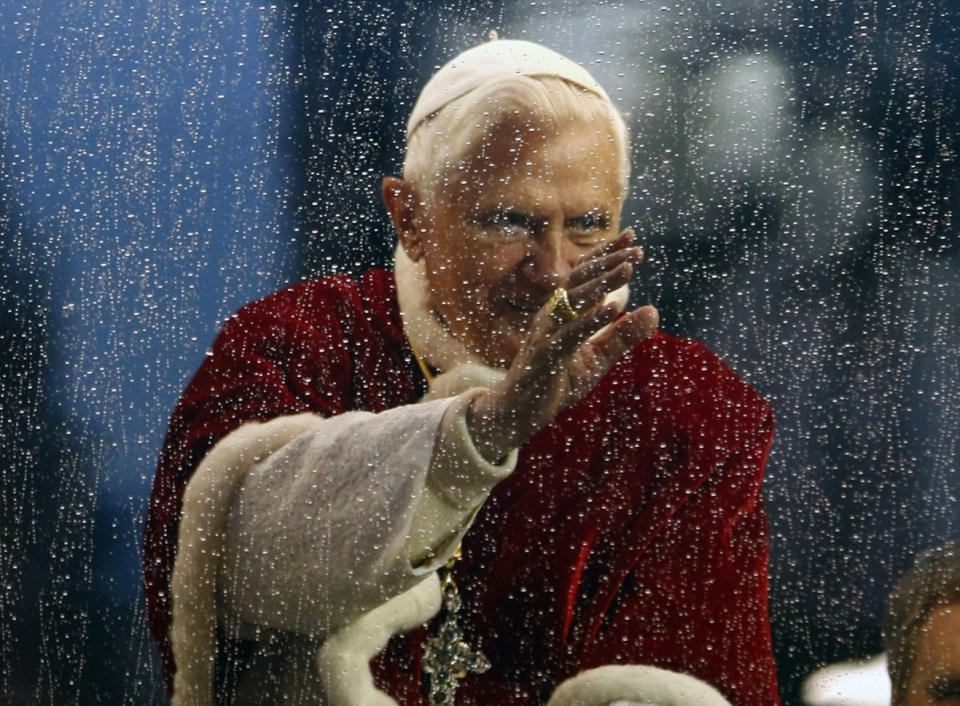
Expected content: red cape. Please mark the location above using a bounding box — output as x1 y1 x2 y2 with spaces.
143 269 779 705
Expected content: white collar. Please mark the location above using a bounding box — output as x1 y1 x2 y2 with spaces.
394 245 508 399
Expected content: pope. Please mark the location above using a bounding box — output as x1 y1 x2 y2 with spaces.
143 37 781 705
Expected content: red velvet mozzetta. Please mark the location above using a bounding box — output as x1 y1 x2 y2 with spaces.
143 269 780 705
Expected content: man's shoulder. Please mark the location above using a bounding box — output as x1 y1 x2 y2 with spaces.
612 330 753 388
167 264 410 430
597 330 772 438
230 268 396 320
213 268 401 345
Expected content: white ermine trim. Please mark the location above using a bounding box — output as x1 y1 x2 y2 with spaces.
317 573 442 706
546 665 733 706
170 413 324 706
421 363 507 403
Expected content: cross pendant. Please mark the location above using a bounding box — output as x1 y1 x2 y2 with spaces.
421 562 490 705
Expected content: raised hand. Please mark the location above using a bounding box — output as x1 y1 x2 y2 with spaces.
466 229 659 463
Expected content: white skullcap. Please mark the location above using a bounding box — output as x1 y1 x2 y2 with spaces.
406 37 612 139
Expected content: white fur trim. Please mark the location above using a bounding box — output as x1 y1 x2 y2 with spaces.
546 665 733 706
317 573 442 705
422 363 508 402
170 413 324 706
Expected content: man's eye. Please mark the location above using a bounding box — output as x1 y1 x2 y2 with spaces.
566 213 611 247
567 212 609 232
475 210 532 234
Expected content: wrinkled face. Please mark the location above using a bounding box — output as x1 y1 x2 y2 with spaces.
413 117 625 367
904 603 960 706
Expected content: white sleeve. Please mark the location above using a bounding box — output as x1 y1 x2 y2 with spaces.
218 391 516 639
404 388 518 566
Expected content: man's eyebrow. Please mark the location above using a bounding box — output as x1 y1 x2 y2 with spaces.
567 206 612 217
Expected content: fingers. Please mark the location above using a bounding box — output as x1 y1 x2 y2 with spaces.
527 303 658 413
566 228 643 308
523 225 649 371
568 260 634 313
567 245 642 290
538 302 621 368
580 228 634 264
587 304 659 363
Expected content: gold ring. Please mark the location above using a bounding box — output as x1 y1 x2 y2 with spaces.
547 287 576 324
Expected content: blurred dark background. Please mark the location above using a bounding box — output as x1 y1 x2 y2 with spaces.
1 0 957 703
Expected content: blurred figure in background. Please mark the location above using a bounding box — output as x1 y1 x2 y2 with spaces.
883 541 960 706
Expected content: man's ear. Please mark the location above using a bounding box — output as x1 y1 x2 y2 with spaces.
382 176 425 262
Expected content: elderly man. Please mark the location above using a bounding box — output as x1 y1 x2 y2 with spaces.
884 542 960 706
143 38 780 705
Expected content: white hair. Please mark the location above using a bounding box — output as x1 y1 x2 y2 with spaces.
403 75 630 199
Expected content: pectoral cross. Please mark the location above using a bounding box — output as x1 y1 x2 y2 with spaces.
421 550 490 705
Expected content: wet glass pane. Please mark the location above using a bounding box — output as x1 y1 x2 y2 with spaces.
1 1 957 703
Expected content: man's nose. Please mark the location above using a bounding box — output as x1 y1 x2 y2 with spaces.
520 228 575 292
